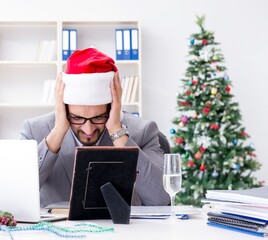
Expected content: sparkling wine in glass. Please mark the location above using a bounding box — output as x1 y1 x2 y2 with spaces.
163 153 182 220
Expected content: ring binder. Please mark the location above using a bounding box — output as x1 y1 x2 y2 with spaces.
62 29 70 60
123 29 131 60
130 28 139 60
115 29 124 60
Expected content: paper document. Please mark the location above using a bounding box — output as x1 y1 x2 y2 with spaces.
130 206 201 219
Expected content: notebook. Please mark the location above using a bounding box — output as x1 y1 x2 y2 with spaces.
207 211 268 237
68 146 139 220
0 139 67 223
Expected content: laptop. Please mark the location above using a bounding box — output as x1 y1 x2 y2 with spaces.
0 139 67 223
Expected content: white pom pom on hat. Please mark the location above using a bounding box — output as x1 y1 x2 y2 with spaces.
62 47 118 105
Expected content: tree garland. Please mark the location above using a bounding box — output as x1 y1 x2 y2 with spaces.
0 210 114 238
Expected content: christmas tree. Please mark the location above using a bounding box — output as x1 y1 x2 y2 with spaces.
170 16 263 207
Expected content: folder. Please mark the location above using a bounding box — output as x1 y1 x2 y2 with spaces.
115 29 124 60
121 76 130 103
207 221 267 237
48 40 57 61
38 40 48 61
120 76 125 91
69 29 77 56
130 76 139 103
125 76 135 103
130 28 139 60
62 29 70 60
123 29 131 60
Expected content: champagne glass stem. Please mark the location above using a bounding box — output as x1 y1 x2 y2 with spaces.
171 194 176 218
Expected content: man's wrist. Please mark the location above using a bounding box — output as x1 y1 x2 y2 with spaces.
109 124 129 142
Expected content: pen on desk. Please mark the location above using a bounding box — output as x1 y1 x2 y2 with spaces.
0 225 14 240
177 214 189 220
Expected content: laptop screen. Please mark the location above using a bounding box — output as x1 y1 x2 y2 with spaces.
0 140 41 222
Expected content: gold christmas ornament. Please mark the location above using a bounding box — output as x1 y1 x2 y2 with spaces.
179 122 185 128
204 100 212 108
211 88 217 95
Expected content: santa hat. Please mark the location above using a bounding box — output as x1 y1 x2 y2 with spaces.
62 48 118 105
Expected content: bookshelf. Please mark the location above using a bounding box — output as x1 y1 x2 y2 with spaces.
0 20 142 139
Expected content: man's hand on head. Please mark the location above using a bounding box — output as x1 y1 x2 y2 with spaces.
45 73 70 154
106 71 122 134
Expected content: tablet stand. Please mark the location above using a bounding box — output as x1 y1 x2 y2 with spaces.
100 182 130 224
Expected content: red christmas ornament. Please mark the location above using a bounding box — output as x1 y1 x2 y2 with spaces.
248 152 257 157
202 108 210 114
185 90 192 95
241 131 248 137
188 161 195 167
201 84 206 90
192 80 198 85
179 101 192 106
210 123 220 130
200 146 206 153
226 86 231 92
202 39 208 45
176 137 184 144
200 164 206 171
194 151 202 160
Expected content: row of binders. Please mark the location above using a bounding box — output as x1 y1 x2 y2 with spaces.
115 28 139 60
203 186 268 237
62 29 77 60
36 40 56 61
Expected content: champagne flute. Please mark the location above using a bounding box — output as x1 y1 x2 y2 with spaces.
163 153 182 220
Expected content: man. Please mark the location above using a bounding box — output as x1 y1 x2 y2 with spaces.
20 48 170 207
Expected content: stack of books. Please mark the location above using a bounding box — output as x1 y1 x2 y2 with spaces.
203 186 268 237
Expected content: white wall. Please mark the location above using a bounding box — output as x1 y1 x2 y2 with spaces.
1 0 268 183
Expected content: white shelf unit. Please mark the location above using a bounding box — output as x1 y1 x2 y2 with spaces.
0 20 142 139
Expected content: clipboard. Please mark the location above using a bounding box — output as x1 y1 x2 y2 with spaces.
68 146 139 223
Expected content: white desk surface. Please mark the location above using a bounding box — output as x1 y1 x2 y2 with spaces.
0 207 262 240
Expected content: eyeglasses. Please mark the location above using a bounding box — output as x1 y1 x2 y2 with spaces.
67 112 109 125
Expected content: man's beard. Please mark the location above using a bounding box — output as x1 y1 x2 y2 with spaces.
76 129 102 146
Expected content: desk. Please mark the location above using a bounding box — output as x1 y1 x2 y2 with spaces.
0 211 262 240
